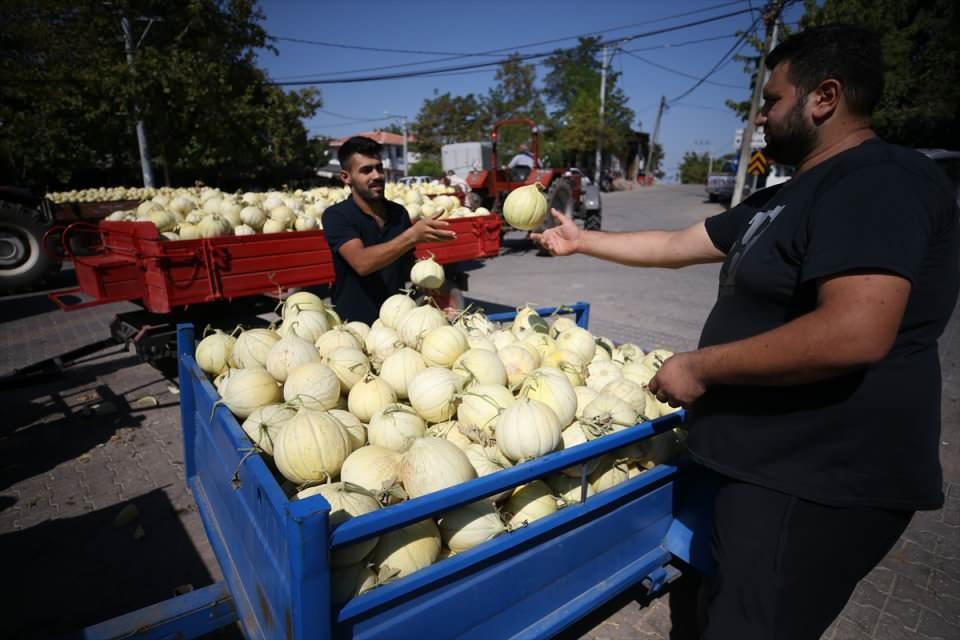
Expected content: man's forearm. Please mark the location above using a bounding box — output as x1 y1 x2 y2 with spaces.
576 226 722 269
352 230 416 276
692 306 885 387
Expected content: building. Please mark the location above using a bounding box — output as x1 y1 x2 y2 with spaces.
325 131 420 181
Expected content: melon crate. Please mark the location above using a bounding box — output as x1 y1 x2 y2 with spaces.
78 302 715 640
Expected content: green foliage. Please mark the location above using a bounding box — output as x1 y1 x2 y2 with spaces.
408 39 637 173
729 1 960 148
648 144 666 180
801 0 960 148
408 158 443 178
0 0 321 189
410 92 488 156
485 54 548 154
678 151 711 184
543 37 636 170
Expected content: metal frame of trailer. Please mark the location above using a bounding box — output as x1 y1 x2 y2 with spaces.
74 302 716 640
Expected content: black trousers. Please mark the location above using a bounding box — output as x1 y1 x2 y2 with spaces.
699 477 912 640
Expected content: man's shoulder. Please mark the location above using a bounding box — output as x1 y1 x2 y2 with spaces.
321 198 358 225
324 198 356 215
828 139 942 184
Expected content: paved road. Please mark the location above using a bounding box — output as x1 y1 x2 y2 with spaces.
1 185 956 639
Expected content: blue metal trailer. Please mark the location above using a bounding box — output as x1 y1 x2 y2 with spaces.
78 301 715 639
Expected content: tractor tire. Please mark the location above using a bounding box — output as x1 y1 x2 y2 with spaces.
530 179 573 256
0 201 61 292
547 178 575 219
584 209 602 231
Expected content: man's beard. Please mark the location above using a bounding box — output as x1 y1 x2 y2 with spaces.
763 97 818 166
355 182 385 202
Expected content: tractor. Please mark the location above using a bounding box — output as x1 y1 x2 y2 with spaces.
464 118 602 233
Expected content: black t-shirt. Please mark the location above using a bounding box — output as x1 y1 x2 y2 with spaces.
321 198 413 324
690 138 959 511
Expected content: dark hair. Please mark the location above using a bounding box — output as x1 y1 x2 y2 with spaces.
766 25 884 117
338 136 383 169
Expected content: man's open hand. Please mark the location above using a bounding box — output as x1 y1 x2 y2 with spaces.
530 209 582 256
409 216 456 243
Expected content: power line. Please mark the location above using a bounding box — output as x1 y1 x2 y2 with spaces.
270 0 752 59
619 49 747 89
273 7 757 86
621 33 739 53
671 102 734 113
666 11 763 104
273 32 746 82
272 33 743 82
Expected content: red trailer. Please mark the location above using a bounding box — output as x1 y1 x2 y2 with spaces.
52 215 501 313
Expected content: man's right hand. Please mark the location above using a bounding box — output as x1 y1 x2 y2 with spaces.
408 216 457 243
531 209 582 256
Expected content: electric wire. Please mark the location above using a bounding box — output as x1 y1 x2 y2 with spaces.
666 13 762 104
272 7 758 86
619 49 747 89
270 0 753 58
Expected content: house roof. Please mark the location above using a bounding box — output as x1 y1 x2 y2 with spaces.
330 131 413 147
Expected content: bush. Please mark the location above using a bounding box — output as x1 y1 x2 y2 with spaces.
408 158 444 178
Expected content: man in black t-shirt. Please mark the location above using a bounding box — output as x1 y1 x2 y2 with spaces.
322 137 456 324
533 25 958 639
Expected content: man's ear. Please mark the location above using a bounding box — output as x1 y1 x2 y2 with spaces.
811 78 841 121
339 168 351 185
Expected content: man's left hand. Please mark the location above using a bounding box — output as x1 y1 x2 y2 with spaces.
648 351 708 408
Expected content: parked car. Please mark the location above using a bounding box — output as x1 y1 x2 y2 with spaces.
919 149 960 208
397 175 440 187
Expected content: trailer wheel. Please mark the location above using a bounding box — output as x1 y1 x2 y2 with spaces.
584 209 602 231
0 201 60 292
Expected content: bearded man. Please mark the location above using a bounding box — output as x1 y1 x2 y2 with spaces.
533 25 958 639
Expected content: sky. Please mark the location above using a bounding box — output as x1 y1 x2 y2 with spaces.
255 0 807 181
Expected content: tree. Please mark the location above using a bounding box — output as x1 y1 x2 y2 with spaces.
0 0 321 189
410 91 487 157
543 37 636 171
726 1 960 149
648 143 666 180
484 54 549 156
801 0 960 149
408 158 443 178
724 22 797 121
678 151 711 184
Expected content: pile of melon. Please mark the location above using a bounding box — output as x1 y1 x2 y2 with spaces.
195 293 685 602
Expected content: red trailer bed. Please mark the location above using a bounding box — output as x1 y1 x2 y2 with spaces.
52 215 501 313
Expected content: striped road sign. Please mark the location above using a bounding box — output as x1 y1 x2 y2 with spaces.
748 150 769 176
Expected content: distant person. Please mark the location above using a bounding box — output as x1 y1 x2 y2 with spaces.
444 169 471 193
321 136 456 324
507 143 534 169
533 24 958 639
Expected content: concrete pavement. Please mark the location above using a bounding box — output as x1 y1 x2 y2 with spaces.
1 184 956 639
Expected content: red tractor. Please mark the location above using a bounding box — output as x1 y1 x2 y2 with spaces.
464 118 602 233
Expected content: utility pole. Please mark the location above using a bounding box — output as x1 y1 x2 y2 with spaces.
594 45 609 185
731 0 782 206
645 95 666 185
400 115 409 177
695 139 714 178
385 113 409 177
121 16 155 188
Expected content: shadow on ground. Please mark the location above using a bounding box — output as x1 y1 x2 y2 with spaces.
555 570 703 640
0 356 172 491
0 488 216 639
